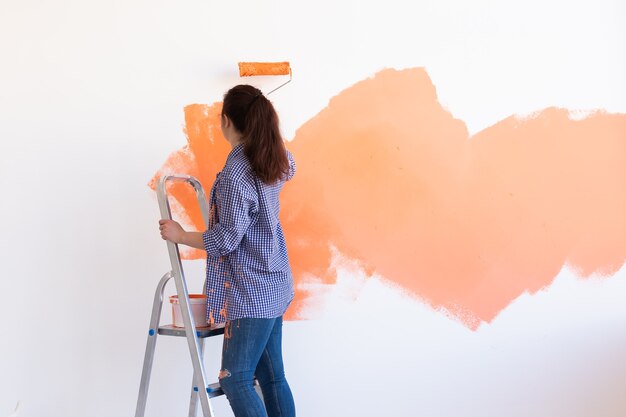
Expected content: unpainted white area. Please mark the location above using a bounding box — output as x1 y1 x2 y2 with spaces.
1 1 624 416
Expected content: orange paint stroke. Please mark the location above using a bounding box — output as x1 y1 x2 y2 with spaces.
150 68 626 329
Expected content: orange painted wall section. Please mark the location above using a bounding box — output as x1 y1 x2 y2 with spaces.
151 68 626 329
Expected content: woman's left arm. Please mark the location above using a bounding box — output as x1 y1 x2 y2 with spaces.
202 176 257 257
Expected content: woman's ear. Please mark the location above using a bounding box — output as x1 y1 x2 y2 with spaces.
221 114 233 129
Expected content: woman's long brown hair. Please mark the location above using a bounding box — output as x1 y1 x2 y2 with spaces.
222 85 289 184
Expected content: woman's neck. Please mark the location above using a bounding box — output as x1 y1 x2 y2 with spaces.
228 137 242 148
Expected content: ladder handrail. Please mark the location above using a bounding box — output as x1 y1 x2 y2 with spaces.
155 174 214 417
157 174 211 228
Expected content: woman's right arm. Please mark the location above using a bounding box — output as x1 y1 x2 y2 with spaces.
158 219 205 249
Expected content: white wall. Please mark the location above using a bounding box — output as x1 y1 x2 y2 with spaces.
1 1 625 416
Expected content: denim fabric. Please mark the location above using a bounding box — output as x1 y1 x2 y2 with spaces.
219 316 296 417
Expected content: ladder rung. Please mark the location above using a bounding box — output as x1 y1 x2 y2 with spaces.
206 382 224 398
204 380 260 399
158 324 225 338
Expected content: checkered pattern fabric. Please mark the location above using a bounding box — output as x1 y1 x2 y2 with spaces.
203 144 296 324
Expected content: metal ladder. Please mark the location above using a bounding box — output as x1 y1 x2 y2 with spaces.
135 174 225 417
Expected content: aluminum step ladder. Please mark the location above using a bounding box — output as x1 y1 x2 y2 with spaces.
135 174 241 417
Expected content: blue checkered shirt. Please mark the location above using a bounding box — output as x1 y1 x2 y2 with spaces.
202 144 295 324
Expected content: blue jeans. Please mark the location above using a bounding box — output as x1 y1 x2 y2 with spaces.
219 316 296 417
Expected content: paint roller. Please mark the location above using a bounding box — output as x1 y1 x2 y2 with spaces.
238 61 292 95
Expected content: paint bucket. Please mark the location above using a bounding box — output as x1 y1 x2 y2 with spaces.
169 294 209 328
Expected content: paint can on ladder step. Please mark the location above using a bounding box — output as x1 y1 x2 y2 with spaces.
169 294 208 328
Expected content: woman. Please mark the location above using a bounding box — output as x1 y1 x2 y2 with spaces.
159 84 297 417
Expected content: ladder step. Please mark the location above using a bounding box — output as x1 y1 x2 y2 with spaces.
206 382 224 398
203 380 260 399
157 324 225 338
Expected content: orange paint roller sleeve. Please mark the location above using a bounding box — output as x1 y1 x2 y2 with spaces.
239 62 291 76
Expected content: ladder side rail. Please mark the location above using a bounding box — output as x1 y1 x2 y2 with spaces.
188 338 206 417
135 271 173 417
156 175 214 417
187 175 212 297
188 176 211 228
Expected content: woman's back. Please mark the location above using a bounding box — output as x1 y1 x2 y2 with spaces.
203 142 296 324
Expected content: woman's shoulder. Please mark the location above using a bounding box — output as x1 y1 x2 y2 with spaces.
219 150 257 195
221 146 252 178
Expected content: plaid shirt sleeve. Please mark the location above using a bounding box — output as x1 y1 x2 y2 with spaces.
287 150 296 180
202 175 258 257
